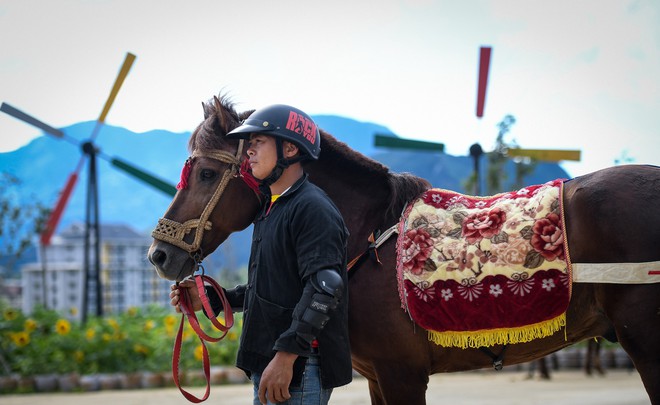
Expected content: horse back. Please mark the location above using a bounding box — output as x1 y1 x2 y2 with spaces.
563 164 660 263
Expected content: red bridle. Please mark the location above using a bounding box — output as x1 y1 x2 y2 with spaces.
173 266 234 403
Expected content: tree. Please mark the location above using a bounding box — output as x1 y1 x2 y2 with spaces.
464 115 537 195
0 172 49 276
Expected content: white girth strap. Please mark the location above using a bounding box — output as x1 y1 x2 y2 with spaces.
572 261 660 284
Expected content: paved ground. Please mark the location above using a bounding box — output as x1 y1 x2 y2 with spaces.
2 370 650 404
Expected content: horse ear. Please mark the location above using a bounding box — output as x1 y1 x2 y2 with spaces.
213 95 232 134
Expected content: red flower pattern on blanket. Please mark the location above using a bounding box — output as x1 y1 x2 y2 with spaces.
531 212 565 261
461 208 507 243
401 228 434 275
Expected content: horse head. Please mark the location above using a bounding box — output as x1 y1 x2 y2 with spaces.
148 95 262 281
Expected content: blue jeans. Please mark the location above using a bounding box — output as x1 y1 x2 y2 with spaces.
252 356 332 405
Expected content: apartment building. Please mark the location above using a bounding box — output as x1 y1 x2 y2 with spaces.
21 223 171 321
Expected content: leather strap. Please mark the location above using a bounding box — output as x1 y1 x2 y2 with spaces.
173 275 234 402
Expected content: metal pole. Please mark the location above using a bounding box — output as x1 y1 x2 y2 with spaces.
85 142 103 317
469 143 484 196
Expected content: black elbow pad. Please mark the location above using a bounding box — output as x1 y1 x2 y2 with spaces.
296 269 344 346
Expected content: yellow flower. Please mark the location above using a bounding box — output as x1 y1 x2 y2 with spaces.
164 314 177 327
228 331 238 342
107 318 120 331
3 308 18 321
74 350 84 363
11 331 30 347
127 307 138 317
69 307 78 316
194 344 204 361
55 319 71 335
144 320 155 331
24 318 38 332
102 333 112 342
85 328 96 341
134 344 149 356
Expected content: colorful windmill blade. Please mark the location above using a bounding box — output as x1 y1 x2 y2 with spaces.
40 167 80 245
103 154 177 196
476 46 491 119
1 103 81 146
88 52 136 141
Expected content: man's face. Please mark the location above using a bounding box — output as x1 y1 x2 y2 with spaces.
247 134 277 180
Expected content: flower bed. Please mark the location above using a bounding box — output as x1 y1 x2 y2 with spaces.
0 302 242 393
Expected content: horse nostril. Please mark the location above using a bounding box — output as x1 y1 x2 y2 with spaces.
150 249 167 267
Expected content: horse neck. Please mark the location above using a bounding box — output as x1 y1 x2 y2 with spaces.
305 159 393 260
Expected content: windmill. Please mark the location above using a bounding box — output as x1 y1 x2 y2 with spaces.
374 46 581 194
1 52 176 322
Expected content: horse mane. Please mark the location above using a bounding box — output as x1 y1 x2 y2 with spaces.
310 129 430 219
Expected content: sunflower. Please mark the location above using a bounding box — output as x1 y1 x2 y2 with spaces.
74 350 85 363
11 331 30 347
55 319 71 335
24 318 38 332
133 343 150 356
164 314 177 327
3 308 18 321
85 328 96 341
194 344 204 361
143 320 155 331
106 318 120 331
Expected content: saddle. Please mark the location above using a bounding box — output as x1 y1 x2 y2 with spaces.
396 179 571 349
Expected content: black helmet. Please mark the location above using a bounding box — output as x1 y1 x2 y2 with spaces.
227 104 320 160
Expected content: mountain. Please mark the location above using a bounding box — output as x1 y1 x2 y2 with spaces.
0 115 569 276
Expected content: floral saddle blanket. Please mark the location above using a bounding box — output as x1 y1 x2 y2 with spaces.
395 179 572 349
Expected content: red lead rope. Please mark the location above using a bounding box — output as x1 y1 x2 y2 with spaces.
173 274 234 402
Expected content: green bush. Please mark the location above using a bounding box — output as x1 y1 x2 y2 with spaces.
0 301 241 377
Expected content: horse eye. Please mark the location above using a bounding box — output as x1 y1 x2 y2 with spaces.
200 169 217 181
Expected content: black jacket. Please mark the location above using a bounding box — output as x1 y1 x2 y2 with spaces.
208 174 352 389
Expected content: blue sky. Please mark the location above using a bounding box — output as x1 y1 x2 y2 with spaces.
1 0 658 177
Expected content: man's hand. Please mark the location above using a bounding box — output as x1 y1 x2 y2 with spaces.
258 351 298 404
169 280 202 313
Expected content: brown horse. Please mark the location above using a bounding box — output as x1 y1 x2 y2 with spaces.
148 96 660 404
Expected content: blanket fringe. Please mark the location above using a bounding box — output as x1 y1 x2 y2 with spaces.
427 313 566 349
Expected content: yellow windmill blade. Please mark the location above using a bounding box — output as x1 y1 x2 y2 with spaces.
98 52 136 124
507 148 581 162
87 52 136 142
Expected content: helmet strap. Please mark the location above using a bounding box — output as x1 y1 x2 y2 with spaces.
258 138 289 196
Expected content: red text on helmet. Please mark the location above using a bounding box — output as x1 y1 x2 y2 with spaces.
285 111 317 144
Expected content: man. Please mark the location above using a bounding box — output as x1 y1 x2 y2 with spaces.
170 104 352 404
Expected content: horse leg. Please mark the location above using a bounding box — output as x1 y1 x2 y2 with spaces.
370 361 429 405
594 338 605 375
538 357 551 380
352 357 429 405
585 339 595 376
602 284 660 404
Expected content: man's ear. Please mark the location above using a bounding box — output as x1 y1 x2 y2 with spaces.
283 141 299 158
